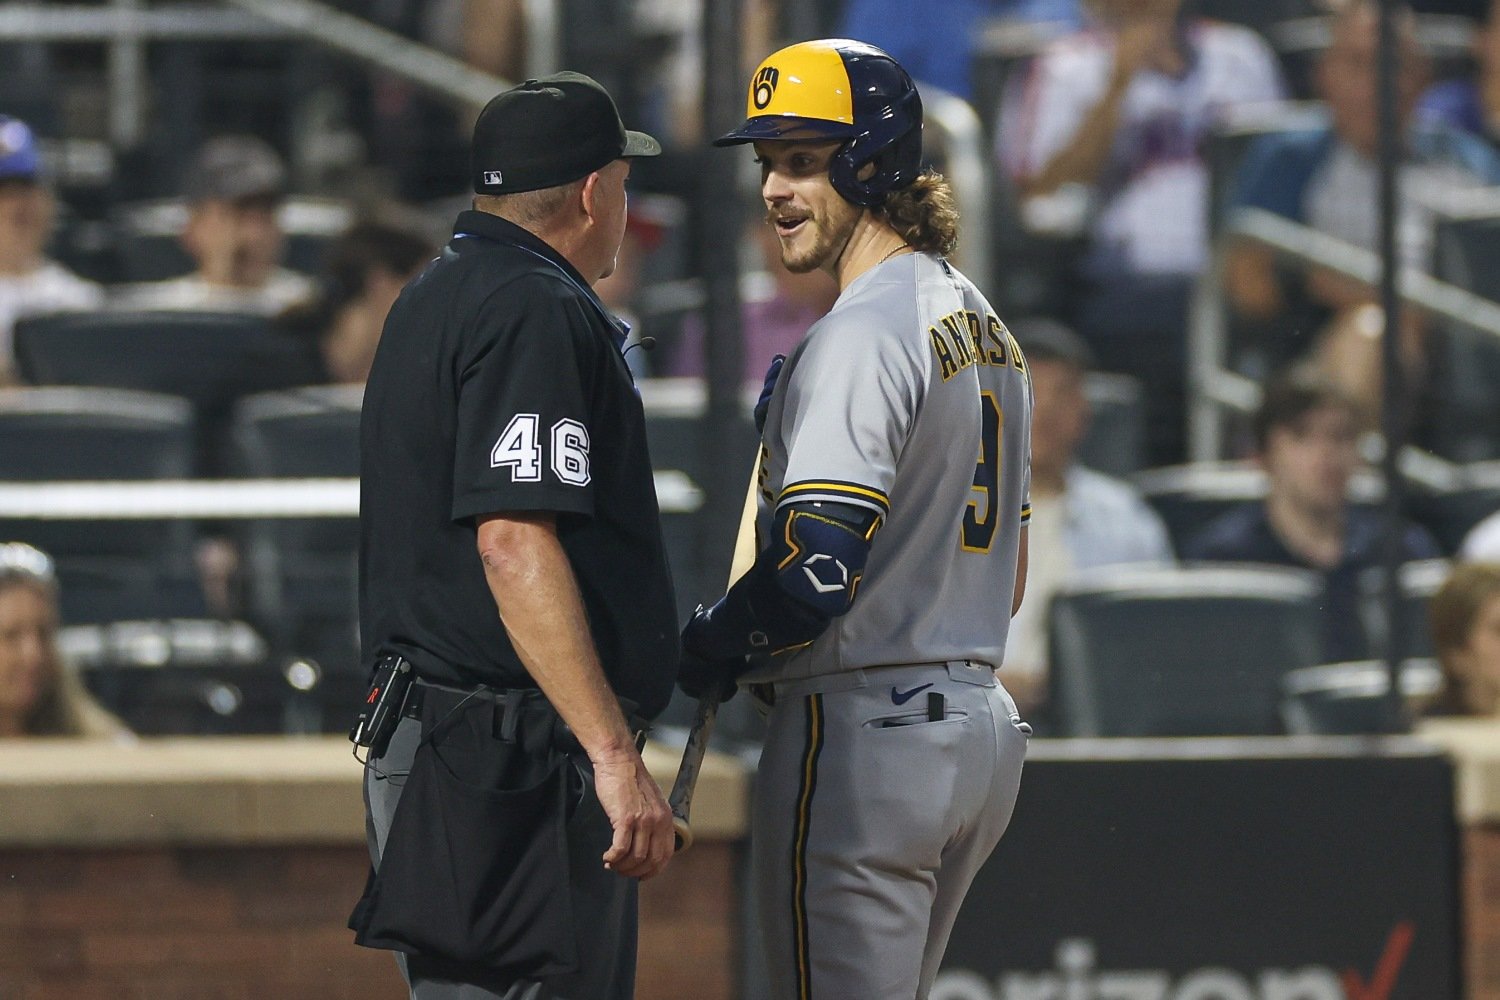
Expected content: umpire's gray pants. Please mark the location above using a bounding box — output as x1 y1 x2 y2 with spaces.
363 715 637 1000
752 660 1028 1000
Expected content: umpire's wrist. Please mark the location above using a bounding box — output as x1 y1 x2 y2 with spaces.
588 737 645 767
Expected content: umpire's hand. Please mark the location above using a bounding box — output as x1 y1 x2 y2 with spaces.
592 745 675 880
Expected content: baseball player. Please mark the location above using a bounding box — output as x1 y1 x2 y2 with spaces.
677 39 1033 1000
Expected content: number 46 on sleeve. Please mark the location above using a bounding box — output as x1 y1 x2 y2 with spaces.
491 414 592 486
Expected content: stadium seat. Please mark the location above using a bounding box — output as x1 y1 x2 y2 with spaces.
14 309 324 476
1135 462 1267 555
0 386 202 620
1281 658 1443 735
1409 461 1500 553
1077 371 1148 478
61 618 320 735
1357 558 1450 662
14 310 322 404
1137 461 1389 555
1048 563 1325 736
230 385 363 714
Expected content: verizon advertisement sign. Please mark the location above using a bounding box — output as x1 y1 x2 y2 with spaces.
940 742 1456 1000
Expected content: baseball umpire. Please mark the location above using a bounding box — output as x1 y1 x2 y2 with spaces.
348 72 678 999
678 40 1034 1000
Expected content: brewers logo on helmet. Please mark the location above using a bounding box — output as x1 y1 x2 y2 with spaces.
715 39 924 208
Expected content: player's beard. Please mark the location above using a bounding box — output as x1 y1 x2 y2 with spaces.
778 196 861 275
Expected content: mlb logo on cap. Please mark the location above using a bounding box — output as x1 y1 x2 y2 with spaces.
470 72 660 195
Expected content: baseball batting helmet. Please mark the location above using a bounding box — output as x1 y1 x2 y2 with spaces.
714 39 923 208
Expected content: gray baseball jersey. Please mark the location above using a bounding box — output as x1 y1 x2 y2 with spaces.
742 251 1033 684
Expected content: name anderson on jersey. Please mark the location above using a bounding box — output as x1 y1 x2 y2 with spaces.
927 310 1026 383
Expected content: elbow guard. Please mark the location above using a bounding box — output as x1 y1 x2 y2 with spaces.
684 500 880 659
771 502 878 619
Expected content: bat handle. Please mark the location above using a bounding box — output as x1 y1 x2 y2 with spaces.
668 689 722 853
672 815 694 852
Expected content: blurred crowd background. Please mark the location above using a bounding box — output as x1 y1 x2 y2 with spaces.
5 0 1500 748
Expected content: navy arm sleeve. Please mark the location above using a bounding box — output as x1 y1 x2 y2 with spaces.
683 499 881 661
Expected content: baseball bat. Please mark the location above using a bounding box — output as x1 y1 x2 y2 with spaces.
670 453 763 851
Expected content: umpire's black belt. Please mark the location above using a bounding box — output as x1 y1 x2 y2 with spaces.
403 677 650 753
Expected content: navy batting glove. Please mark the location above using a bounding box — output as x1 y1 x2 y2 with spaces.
753 354 785 434
677 605 742 702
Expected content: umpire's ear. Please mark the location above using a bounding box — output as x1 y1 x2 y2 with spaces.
579 158 629 226
579 170 603 224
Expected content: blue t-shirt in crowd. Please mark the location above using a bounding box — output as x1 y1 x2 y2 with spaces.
1184 502 1441 663
1228 121 1500 225
1416 79 1490 141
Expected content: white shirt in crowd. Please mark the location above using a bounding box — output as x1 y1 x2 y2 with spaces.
1000 20 1285 276
0 260 106 376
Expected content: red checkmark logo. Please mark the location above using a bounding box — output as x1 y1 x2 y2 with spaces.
1342 921 1415 1000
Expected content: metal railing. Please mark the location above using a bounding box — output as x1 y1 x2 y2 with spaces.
219 0 510 106
0 0 538 145
0 473 703 519
1189 206 1500 486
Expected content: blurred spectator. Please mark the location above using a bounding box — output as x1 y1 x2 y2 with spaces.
115 136 315 314
1427 562 1500 715
998 317 1174 717
666 218 839 382
999 0 1285 464
1225 2 1500 420
0 115 104 383
1184 366 1440 661
632 0 775 145
838 0 1083 103
458 0 528 83
277 220 435 385
0 543 129 740
596 206 673 378
1416 0 1500 147
357 0 496 201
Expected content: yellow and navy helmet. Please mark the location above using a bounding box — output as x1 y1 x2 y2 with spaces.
715 39 924 208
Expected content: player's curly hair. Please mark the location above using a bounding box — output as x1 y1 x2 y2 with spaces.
876 170 959 258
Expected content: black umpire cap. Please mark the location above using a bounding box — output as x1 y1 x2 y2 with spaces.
470 72 661 196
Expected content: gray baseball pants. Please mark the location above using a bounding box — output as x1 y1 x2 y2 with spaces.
751 660 1028 1000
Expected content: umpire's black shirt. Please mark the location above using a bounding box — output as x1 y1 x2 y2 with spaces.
359 210 678 719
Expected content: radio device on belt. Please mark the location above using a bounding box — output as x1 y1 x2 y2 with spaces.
350 655 415 758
